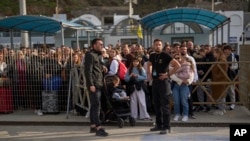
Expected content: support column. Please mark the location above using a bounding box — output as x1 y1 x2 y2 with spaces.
216 28 218 45
29 31 32 48
87 31 90 47
43 32 47 45
227 18 231 43
147 29 149 48
150 29 153 47
61 25 64 45
10 29 14 49
76 30 79 48
221 24 224 44
19 0 29 47
212 30 214 47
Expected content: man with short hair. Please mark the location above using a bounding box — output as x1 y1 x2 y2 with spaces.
187 41 195 56
172 42 181 55
148 39 181 134
84 38 109 137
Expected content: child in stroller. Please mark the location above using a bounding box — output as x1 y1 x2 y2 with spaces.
102 75 135 128
111 75 130 101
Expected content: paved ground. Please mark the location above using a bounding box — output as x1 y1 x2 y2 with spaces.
1 105 250 127
0 126 229 141
1 105 249 141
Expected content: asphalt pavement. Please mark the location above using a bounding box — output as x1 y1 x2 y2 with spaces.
0 126 229 141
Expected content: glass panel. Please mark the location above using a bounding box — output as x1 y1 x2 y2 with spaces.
162 22 196 34
111 19 137 36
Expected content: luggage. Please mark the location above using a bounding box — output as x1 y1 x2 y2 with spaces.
0 87 13 113
43 76 62 91
42 90 59 114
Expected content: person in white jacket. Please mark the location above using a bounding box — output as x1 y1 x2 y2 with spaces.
108 48 121 75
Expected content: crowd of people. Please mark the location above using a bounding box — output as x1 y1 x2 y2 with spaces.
0 38 239 136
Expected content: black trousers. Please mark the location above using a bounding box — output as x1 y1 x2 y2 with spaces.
89 88 102 127
152 79 171 129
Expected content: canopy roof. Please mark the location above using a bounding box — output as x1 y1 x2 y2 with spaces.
0 15 86 33
141 7 229 30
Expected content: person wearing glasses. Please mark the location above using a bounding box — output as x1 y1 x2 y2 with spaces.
84 38 109 137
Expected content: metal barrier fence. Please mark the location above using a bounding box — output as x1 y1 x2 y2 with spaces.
1 50 250 114
192 61 250 110
0 49 72 114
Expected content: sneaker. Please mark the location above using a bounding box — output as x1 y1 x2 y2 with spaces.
173 115 180 121
213 110 224 116
150 126 162 131
37 110 43 116
181 116 188 122
96 128 109 137
89 127 97 133
229 104 235 110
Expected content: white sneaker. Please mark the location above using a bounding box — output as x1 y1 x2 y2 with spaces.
223 109 226 114
230 104 235 110
37 109 43 116
181 116 188 122
173 115 180 121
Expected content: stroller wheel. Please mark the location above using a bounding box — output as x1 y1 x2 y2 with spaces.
118 118 124 128
129 117 136 126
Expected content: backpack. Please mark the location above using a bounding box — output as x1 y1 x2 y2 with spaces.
117 60 127 80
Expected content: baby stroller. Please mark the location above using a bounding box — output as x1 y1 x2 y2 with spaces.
101 74 136 128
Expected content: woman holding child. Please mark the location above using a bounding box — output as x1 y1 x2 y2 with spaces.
171 54 195 122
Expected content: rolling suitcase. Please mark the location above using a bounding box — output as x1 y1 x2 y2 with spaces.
42 90 59 114
0 87 13 113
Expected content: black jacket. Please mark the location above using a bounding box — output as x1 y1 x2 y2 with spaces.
84 50 104 89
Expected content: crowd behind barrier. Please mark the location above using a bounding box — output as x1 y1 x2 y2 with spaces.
0 42 242 119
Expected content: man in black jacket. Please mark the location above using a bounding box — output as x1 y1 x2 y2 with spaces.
84 38 109 137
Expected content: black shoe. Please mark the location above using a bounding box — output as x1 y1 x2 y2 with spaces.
89 127 96 133
150 126 162 131
205 107 211 112
96 128 109 137
159 130 167 134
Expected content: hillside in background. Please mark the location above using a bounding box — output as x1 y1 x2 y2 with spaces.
0 0 194 18
0 0 249 19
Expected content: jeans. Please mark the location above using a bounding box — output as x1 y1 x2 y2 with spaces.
89 88 102 127
172 83 190 116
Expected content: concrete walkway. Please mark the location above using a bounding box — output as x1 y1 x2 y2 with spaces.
0 105 250 127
